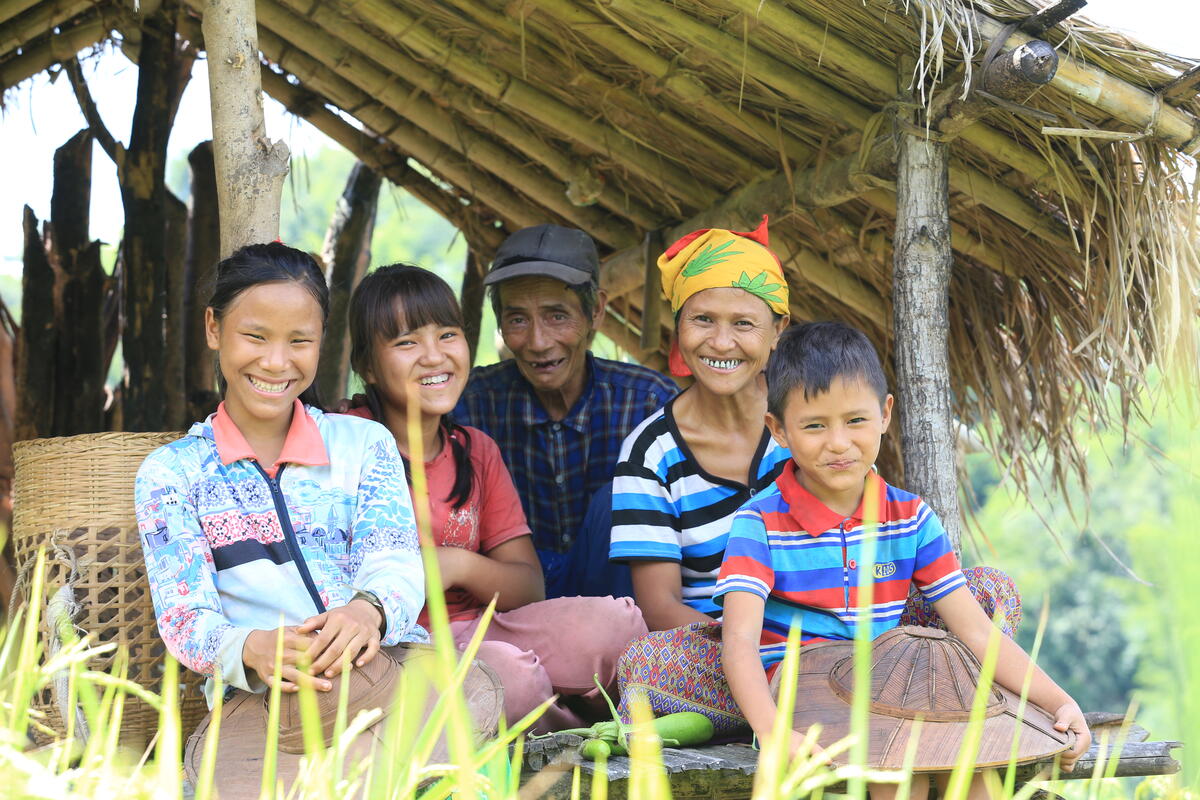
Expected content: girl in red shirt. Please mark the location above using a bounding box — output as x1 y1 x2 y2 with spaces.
344 264 646 732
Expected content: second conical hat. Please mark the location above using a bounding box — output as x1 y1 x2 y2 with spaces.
776 626 1074 771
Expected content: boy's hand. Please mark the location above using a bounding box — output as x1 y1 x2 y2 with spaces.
297 600 384 678
1052 700 1091 772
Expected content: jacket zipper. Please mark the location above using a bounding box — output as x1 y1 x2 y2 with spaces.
254 462 327 615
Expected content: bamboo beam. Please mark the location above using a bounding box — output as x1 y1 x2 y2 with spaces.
258 68 506 253
600 311 668 374
1162 64 1200 105
336 0 718 209
270 0 658 231
255 28 548 231
970 10 1200 152
0 11 107 93
0 0 39 28
261 0 645 245
721 0 1080 199
892 115 961 549
604 0 871 131
429 0 763 178
524 0 813 167
0 0 94 56
530 0 814 168
608 0 1073 249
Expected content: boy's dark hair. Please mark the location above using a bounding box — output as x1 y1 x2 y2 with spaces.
347 263 475 509
766 321 889 418
208 242 329 410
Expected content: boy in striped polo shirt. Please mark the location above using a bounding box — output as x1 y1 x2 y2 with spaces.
715 322 1089 791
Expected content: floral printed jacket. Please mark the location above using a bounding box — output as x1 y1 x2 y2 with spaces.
134 406 427 704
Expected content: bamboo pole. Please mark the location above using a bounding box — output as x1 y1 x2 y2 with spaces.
258 0 640 248
258 69 506 253
722 0 1079 197
606 0 1073 249
970 10 1199 151
0 0 93 56
0 0 38 28
270 0 659 230
201 0 289 256
604 0 872 130
525 0 814 167
430 0 762 178
337 0 718 209
0 12 106 93
254 27 547 231
891 115 962 550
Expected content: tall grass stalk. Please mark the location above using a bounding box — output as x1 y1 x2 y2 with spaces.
849 478 881 799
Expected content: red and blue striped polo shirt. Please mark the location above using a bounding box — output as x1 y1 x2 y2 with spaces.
713 461 966 672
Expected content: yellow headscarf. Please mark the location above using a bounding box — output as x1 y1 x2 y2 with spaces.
657 215 789 316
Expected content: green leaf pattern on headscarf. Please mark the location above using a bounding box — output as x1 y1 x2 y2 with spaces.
681 240 742 277
732 271 784 306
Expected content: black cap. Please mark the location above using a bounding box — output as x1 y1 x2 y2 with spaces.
483 224 599 287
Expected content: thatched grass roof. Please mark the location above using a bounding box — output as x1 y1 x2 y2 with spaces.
2 0 1198 498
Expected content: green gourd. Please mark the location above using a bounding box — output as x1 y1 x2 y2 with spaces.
528 675 715 761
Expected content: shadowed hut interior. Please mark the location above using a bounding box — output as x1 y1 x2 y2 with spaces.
2 0 1198 520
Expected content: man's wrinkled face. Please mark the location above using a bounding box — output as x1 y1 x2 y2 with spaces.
496 276 602 397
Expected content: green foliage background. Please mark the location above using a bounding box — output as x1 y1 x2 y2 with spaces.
962 391 1199 749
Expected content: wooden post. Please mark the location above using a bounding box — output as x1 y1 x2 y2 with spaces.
120 0 189 431
460 249 486 363
318 161 380 403
185 141 220 421
201 0 290 256
16 208 54 442
891 121 961 549
164 193 189 430
51 129 106 435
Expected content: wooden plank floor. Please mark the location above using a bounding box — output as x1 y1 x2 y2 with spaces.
522 736 1182 799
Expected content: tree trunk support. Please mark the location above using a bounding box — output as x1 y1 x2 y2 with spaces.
891 113 960 549
318 161 380 403
201 0 290 257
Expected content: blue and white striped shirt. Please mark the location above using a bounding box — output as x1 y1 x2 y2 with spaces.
609 398 791 617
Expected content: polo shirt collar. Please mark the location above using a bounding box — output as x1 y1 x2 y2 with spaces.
211 399 329 473
517 353 595 433
776 460 886 536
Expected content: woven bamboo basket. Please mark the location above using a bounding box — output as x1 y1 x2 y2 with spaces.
11 431 208 748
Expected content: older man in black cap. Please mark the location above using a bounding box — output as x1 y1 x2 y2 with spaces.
454 224 676 599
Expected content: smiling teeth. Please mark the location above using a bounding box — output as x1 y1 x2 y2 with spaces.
419 374 450 385
700 357 741 370
249 376 288 394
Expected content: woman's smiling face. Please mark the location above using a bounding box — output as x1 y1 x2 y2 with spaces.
206 281 323 427
676 287 788 395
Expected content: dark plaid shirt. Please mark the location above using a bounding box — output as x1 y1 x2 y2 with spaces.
454 354 677 553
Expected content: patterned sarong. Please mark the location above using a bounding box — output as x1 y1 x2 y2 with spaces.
616 566 1021 731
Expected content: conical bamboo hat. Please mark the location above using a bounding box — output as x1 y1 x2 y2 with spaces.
776 626 1075 772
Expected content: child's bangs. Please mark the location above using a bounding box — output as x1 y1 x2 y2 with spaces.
372 274 464 343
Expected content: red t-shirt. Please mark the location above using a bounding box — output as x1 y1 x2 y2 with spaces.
342 409 532 622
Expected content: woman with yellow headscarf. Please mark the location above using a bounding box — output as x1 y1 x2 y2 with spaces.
607 216 791 734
